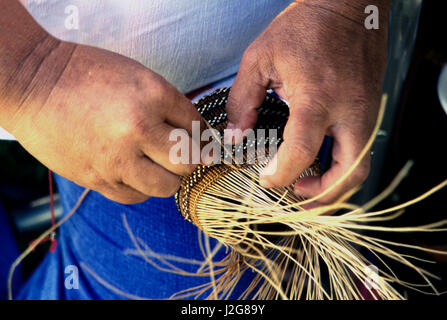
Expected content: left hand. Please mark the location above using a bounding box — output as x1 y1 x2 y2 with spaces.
225 0 390 206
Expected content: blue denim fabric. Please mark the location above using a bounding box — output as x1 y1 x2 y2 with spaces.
17 174 256 299
0 202 22 300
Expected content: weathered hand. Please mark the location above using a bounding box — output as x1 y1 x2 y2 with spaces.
225 0 390 205
5 40 201 204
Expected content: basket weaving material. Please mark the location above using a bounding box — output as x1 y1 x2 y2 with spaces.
175 87 320 229
169 89 447 300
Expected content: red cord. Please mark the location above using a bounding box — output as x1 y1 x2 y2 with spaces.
48 169 55 226
29 169 57 253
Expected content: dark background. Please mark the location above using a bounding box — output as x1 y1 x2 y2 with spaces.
367 0 447 298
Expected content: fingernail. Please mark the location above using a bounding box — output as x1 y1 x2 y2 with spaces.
260 156 278 177
259 157 278 188
259 177 274 189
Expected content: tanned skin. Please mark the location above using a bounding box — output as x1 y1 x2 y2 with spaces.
226 0 390 207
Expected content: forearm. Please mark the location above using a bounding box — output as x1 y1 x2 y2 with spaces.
292 0 391 29
279 0 390 90
0 0 76 134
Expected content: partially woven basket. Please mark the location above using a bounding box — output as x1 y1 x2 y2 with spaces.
175 87 320 230
168 89 445 300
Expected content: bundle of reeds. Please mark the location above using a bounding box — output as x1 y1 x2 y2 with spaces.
169 88 447 300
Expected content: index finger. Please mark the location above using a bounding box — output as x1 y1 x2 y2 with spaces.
161 84 203 136
259 97 329 188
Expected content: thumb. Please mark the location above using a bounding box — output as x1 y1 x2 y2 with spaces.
225 51 268 144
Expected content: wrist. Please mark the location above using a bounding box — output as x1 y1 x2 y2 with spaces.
300 0 391 11
0 0 77 135
0 35 77 135
293 0 391 27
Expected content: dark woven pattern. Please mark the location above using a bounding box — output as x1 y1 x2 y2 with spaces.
196 87 289 158
175 88 319 224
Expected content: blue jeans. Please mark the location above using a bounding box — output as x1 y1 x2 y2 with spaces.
0 202 22 300
17 174 257 299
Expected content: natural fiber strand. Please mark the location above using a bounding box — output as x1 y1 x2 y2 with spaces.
7 188 91 300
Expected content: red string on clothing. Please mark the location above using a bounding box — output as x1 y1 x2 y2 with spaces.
28 169 57 253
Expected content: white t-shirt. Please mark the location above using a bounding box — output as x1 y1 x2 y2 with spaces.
20 0 292 93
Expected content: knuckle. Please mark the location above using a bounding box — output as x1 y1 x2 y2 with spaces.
240 46 270 79
139 70 167 98
126 114 164 143
126 194 150 204
131 69 150 93
127 113 150 138
351 96 371 113
145 174 180 197
162 185 180 197
151 174 165 188
285 139 315 163
156 180 181 197
317 186 348 205
145 174 162 190
350 100 371 122
85 169 107 189
179 164 198 177
110 179 150 204
293 97 330 124
108 153 126 173
105 192 148 205
241 46 258 67
348 96 378 131
116 107 145 139
146 75 178 109
299 85 333 105
226 92 241 113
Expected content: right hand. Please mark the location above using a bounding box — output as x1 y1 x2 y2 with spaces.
7 41 202 204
